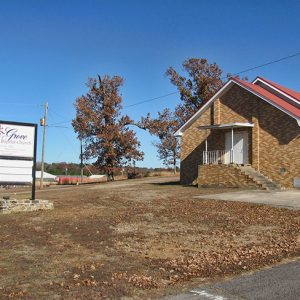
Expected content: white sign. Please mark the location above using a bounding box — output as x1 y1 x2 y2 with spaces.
0 123 35 158
0 121 36 189
0 159 33 183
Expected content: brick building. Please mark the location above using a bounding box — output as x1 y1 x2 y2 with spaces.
175 77 300 189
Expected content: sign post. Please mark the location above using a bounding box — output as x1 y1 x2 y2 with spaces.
0 120 38 200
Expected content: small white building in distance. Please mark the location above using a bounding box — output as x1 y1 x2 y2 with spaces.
35 171 57 181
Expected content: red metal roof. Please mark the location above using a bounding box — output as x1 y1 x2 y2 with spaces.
255 77 300 103
232 77 300 119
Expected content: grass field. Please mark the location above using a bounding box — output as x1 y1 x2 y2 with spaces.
0 176 299 299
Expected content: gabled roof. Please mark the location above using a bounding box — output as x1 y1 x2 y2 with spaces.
175 77 300 136
234 78 300 119
253 77 300 103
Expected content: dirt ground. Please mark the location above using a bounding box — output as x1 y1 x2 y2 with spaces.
0 176 299 299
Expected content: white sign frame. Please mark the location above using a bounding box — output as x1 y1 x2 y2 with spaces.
0 120 37 199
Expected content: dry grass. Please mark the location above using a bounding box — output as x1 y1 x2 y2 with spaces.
0 176 299 299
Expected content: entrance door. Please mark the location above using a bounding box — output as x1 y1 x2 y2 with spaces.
225 131 248 164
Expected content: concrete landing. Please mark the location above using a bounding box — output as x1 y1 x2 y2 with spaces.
194 189 300 210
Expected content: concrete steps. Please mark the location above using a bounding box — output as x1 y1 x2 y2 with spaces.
238 165 282 191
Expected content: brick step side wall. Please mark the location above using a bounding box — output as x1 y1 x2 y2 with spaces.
237 165 282 190
198 164 262 189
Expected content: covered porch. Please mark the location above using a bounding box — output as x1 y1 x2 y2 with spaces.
199 122 254 165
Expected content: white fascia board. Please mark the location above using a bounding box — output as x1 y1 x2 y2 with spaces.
238 122 254 127
174 131 183 137
174 80 235 136
224 122 254 128
234 81 300 124
252 77 300 106
297 119 300 126
198 122 254 130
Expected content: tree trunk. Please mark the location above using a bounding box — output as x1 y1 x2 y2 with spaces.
173 152 176 174
107 170 114 181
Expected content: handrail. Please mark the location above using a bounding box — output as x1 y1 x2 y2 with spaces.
203 150 225 164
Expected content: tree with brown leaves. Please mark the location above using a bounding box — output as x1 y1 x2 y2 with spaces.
72 74 144 180
138 108 180 173
166 58 224 125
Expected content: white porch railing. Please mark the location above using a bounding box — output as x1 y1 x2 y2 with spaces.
203 150 226 164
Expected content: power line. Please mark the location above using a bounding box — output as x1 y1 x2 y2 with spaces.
46 114 72 128
47 108 75 127
48 107 70 121
48 125 72 129
48 120 73 126
124 51 300 108
47 91 179 126
46 50 300 125
123 91 178 108
230 51 300 77
47 92 178 125
49 91 178 127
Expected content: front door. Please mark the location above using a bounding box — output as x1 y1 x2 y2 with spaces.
225 131 248 164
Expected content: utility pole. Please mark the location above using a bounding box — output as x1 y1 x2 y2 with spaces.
80 138 83 183
40 102 48 189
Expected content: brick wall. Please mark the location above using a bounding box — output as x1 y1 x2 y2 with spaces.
252 97 300 187
198 164 258 188
180 84 300 187
180 108 211 185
